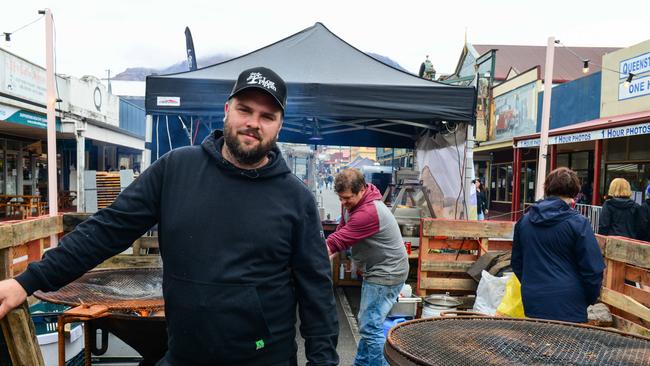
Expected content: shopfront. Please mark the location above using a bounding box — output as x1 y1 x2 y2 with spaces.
0 48 145 215
0 102 63 197
515 109 650 215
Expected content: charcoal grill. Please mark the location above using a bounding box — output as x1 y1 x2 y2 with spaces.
34 267 166 366
385 315 650 366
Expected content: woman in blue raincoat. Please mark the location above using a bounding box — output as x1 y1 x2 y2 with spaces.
511 167 605 323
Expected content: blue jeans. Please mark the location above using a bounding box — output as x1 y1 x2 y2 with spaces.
477 212 485 220
354 281 403 366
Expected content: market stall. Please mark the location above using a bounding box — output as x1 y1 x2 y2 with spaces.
144 22 476 160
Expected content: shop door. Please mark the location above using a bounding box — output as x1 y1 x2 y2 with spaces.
519 161 536 212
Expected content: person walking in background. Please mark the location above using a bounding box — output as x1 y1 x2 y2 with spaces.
598 178 641 240
474 179 488 220
512 167 605 323
326 168 409 366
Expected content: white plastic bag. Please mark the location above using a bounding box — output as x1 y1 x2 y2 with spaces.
399 284 412 298
472 270 511 315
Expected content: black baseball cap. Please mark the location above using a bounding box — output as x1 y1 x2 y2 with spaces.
228 67 287 111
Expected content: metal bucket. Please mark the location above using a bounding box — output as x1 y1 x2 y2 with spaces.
422 294 461 318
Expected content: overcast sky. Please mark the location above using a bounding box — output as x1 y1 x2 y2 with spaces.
2 0 649 79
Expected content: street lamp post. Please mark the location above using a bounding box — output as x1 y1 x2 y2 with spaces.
43 8 58 245
535 37 556 201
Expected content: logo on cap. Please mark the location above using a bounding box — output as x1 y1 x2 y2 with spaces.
246 72 277 92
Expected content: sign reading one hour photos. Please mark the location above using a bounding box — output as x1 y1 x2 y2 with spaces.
619 74 650 101
516 120 650 148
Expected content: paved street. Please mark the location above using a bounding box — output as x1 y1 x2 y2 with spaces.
296 288 358 365
318 186 342 221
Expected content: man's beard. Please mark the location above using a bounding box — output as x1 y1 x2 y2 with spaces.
224 116 277 166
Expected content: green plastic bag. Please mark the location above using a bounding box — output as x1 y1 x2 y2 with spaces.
496 275 525 318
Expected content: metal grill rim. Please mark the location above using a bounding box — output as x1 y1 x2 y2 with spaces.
386 316 650 366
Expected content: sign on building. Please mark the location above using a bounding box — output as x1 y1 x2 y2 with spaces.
493 82 537 140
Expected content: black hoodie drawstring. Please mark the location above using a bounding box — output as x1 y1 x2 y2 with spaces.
241 170 260 179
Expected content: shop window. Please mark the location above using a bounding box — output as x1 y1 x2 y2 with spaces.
607 139 626 161
557 153 569 168
604 163 648 203
507 165 513 202
490 163 513 203
641 163 650 201
572 152 589 170
628 136 650 161
520 161 536 209
489 165 497 203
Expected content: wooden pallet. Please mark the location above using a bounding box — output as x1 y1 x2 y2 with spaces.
417 219 514 297
96 172 122 209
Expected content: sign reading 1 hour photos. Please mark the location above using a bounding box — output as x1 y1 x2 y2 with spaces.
516 121 650 148
619 51 650 100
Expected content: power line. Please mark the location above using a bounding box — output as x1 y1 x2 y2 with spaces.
3 14 44 41
555 41 630 79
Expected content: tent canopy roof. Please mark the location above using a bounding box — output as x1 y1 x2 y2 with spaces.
145 23 475 148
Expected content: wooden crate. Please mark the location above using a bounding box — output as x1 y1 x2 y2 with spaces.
417 219 514 297
0 215 62 366
96 171 122 209
601 235 650 337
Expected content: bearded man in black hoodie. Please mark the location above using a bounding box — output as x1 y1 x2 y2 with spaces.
0 67 339 366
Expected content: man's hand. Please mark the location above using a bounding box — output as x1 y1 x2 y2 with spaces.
0 279 28 319
327 247 339 261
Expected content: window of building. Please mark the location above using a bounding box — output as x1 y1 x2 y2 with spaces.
607 139 627 161
628 136 650 161
557 151 593 202
520 160 536 210
605 162 650 202
490 162 513 203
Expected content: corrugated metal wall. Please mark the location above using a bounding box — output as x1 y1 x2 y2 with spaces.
119 98 146 138
537 71 601 131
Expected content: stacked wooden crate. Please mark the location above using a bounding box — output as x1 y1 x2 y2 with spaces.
417 219 514 297
95 172 122 209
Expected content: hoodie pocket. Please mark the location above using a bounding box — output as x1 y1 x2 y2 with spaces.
165 274 272 363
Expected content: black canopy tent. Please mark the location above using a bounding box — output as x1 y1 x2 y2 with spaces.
145 22 476 159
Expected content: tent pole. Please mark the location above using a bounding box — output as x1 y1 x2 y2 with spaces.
142 115 153 171
464 123 475 220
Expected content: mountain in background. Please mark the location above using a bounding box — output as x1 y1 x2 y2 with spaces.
366 52 407 72
114 52 408 81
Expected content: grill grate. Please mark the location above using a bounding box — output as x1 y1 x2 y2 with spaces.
34 268 163 313
386 317 650 366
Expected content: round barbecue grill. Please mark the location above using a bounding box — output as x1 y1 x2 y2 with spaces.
385 316 650 366
34 267 167 366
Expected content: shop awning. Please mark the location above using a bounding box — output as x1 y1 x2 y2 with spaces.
514 110 650 148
